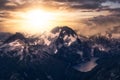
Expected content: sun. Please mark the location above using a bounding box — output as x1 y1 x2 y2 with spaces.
26 10 53 26
21 9 55 33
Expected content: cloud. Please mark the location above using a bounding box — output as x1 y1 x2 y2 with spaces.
79 14 120 35
110 26 120 33
0 0 120 11
53 0 120 13
0 0 18 10
0 0 120 36
54 0 102 10
87 15 120 26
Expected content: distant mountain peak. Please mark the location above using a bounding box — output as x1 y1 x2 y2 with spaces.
51 26 77 37
48 26 81 54
4 32 27 44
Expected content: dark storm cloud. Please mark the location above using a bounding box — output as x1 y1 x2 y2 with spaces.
0 0 120 11
53 0 103 10
0 0 8 9
111 27 120 34
70 2 100 9
88 15 120 26
53 0 120 12
84 15 120 32
108 0 120 3
105 8 120 13
110 26 120 33
0 0 18 10
82 14 120 35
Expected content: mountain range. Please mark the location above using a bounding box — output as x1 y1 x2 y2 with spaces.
0 26 120 80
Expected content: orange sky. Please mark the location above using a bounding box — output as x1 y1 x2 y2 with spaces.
0 0 120 36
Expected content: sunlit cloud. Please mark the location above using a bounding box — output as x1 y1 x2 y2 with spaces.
0 0 120 36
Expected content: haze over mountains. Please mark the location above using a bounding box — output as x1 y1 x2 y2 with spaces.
0 26 119 80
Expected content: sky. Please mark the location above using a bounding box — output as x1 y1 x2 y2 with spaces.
0 0 120 36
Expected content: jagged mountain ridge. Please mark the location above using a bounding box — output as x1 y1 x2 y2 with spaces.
0 26 120 80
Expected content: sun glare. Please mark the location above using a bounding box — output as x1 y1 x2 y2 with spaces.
21 9 55 33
